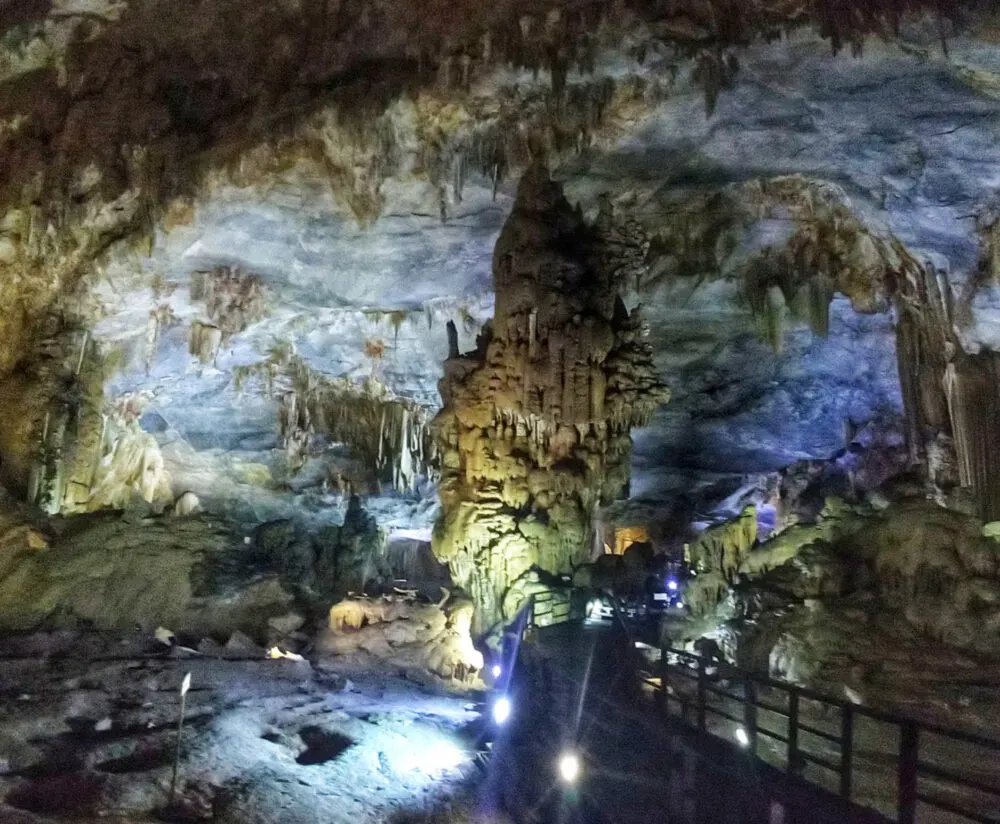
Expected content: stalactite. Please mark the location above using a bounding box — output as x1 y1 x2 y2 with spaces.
651 176 927 352
190 266 266 340
188 320 222 364
234 348 435 491
761 285 787 353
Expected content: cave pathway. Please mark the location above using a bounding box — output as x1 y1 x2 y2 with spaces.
489 622 894 824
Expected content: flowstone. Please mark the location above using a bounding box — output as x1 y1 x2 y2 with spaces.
0 504 296 638
432 166 668 632
320 593 483 683
675 491 1000 677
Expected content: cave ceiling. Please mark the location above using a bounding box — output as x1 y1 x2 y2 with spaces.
3 0 1000 539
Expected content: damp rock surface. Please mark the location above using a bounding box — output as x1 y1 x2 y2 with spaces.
0 630 486 824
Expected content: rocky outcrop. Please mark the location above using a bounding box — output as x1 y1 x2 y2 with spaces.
676 492 1000 666
0 507 295 638
433 166 668 631
313 495 389 595
248 496 391 597
320 593 483 683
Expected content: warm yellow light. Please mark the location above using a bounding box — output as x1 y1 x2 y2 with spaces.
268 646 305 661
614 526 649 555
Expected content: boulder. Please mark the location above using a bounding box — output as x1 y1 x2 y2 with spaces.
0 510 297 641
319 594 483 683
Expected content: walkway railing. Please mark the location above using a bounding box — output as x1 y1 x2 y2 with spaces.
646 646 1000 824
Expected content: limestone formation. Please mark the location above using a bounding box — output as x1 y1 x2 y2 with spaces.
313 495 390 596
0 320 173 516
432 166 668 632
233 345 435 490
172 490 201 517
687 505 758 583
320 593 483 683
0 508 295 638
894 214 1000 521
0 2 999 745
647 176 925 352
191 266 268 340
677 490 1000 660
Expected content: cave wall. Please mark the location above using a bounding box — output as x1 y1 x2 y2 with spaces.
432 165 667 631
0 0 999 633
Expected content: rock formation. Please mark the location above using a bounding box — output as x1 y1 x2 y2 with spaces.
0 503 295 638
1 1 1000 753
232 344 436 491
321 593 483 683
432 165 668 632
0 319 173 516
894 210 1000 520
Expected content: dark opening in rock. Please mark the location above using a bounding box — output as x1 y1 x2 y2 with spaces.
295 726 354 765
96 745 171 774
6 774 106 815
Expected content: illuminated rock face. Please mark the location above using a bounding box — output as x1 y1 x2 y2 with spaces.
894 214 1000 521
433 166 667 632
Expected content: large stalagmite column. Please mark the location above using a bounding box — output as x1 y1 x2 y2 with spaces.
894 211 1000 521
432 165 668 632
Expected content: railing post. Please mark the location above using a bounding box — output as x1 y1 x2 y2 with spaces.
658 646 669 718
697 656 707 732
898 721 919 824
743 677 758 755
840 704 854 800
787 689 800 774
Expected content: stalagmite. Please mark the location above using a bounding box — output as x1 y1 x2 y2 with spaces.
432 166 668 633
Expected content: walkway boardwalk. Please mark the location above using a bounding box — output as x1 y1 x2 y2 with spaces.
488 620 999 824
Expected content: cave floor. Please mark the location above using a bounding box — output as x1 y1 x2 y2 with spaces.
0 631 487 823
2 622 998 824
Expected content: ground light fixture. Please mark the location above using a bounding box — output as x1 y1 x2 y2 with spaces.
735 727 750 748
557 750 581 784
424 740 466 773
492 695 512 725
389 735 466 774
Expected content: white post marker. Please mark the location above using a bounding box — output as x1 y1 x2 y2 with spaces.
168 672 192 807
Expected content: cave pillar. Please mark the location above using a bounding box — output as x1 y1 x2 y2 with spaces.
895 218 1000 521
432 165 668 633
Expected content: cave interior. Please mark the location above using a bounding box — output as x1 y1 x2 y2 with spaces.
2 0 1000 821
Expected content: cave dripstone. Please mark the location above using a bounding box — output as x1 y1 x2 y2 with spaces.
432 165 667 631
0 0 1000 723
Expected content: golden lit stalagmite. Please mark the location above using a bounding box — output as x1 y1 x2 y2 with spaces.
432 165 668 632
